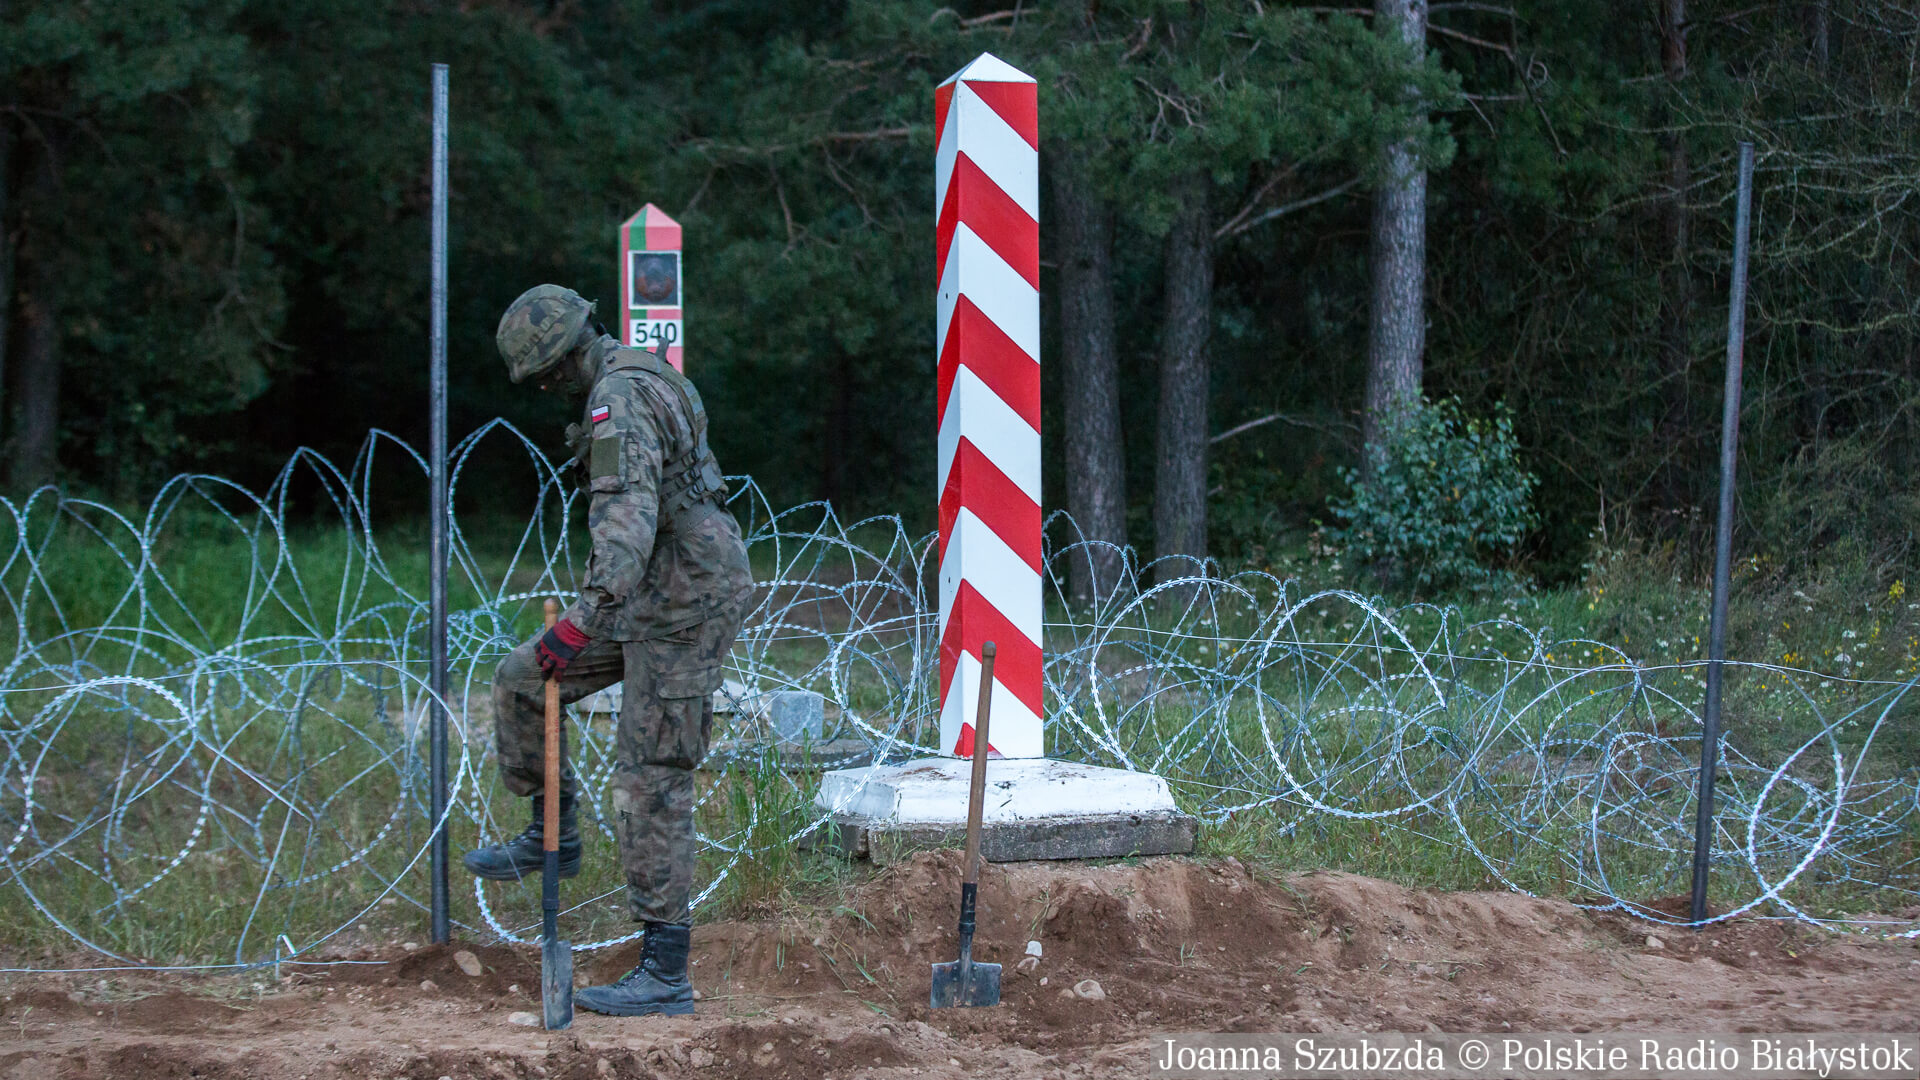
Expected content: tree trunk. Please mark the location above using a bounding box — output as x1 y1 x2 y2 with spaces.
1051 150 1128 607
1362 0 1429 463
1809 1 1830 72
1655 0 1692 505
0 120 12 440
1153 172 1212 582
1804 1 1830 449
820 343 852 508
9 249 58 492
1803 2 1830 448
8 142 59 493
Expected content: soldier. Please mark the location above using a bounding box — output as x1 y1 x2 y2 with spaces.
465 284 753 1017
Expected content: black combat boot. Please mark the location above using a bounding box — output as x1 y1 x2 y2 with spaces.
575 922 694 1017
461 792 581 880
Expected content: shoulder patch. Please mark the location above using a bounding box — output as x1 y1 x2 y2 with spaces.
590 405 611 424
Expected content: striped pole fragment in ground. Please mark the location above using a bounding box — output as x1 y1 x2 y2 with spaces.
620 203 684 370
935 53 1042 760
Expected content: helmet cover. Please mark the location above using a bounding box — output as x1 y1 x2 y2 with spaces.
497 284 596 383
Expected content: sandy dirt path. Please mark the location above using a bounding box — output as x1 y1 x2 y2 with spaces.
5 854 1918 1079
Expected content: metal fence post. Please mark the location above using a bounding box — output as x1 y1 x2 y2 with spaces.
428 62 452 945
1689 140 1755 926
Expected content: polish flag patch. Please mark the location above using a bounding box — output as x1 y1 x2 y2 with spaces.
590 405 611 424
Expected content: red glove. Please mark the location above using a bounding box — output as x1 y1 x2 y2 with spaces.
536 618 591 680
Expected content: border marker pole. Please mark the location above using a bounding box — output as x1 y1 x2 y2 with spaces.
428 61 452 945
809 53 1194 862
1690 140 1755 926
620 204 684 370
935 53 1043 760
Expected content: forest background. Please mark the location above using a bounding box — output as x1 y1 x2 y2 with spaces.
2 0 1915 596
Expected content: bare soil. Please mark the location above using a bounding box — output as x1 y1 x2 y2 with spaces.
4 854 1918 1079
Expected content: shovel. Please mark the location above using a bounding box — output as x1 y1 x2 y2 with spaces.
930 640 1002 1009
540 598 574 1030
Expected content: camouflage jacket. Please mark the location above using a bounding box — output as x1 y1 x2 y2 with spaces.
560 335 753 641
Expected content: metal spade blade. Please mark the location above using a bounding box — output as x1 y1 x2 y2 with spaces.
542 932 574 1030
929 912 1001 1008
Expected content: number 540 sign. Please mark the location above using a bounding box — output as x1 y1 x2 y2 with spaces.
630 318 682 352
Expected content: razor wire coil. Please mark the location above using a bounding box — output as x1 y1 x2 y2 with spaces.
1 421 1916 974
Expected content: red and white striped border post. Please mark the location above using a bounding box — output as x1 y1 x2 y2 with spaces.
935 54 1042 760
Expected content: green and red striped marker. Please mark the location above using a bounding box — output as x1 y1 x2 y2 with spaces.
620 203 683 370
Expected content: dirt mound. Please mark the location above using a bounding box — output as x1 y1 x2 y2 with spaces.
5 855 1918 1079
1599 893 1823 970
347 940 540 996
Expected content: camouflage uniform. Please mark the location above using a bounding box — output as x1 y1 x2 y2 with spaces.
492 334 753 924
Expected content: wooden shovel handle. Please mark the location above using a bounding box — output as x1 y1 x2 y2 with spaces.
962 641 995 887
543 599 561 851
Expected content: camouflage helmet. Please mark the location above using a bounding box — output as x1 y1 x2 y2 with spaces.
497 284 597 383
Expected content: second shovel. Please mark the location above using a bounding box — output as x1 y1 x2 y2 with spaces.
929 640 1002 1009
539 598 574 1030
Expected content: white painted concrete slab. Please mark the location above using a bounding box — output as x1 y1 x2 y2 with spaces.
815 757 1179 826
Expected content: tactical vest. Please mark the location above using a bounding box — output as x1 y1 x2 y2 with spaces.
602 344 730 524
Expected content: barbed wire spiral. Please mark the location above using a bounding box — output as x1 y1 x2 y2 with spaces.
1 423 1914 973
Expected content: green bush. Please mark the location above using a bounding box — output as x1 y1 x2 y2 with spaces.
1331 397 1538 593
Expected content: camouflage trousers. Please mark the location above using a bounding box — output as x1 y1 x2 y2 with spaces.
491 600 745 925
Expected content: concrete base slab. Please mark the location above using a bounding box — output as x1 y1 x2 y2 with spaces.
807 810 1197 864
700 738 879 771
807 757 1196 863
